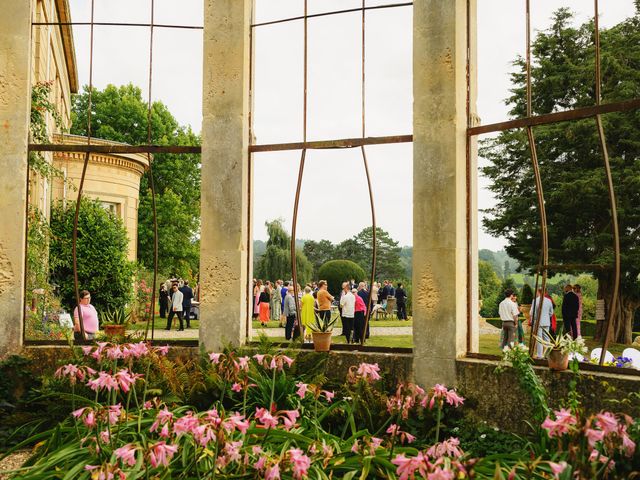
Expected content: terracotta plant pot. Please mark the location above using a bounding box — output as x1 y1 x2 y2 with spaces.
104 324 126 338
312 332 332 352
548 348 569 371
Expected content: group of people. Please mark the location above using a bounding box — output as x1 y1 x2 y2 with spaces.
159 279 196 331
499 283 584 358
252 278 408 344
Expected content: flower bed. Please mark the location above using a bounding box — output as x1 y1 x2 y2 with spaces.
1 342 639 479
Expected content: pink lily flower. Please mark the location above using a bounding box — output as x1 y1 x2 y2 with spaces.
288 448 311 480
255 407 278 429
148 441 178 468
295 382 308 399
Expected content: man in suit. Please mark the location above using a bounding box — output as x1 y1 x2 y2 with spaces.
561 284 580 339
396 282 408 320
179 281 194 329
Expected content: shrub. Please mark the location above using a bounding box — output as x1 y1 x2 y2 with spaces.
520 283 534 305
49 199 135 314
317 260 366 295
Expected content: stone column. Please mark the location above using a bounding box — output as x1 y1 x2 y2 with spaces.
412 0 476 386
0 1 31 357
199 0 252 352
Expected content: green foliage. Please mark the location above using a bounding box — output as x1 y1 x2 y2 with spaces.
29 81 65 179
335 227 404 280
302 239 337 273
481 9 640 343
101 308 131 326
317 260 366 296
308 311 339 333
255 219 313 284
521 283 534 305
49 199 135 313
71 84 201 277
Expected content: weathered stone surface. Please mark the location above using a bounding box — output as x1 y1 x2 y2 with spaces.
199 0 252 352
412 0 479 387
456 358 640 434
0 0 31 357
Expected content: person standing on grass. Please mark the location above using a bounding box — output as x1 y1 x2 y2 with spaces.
395 282 408 320
530 288 554 358
166 283 184 331
159 284 169 319
573 284 583 337
271 280 282 321
316 280 334 324
73 290 99 340
258 284 271 326
562 284 580 339
300 286 315 342
340 282 355 343
180 281 194 329
498 289 519 348
353 288 367 343
283 286 300 341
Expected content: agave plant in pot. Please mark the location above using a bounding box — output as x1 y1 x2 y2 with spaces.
308 311 339 352
536 328 587 371
101 307 131 338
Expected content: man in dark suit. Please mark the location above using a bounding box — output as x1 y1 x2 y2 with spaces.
180 281 195 329
396 283 408 320
561 284 580 339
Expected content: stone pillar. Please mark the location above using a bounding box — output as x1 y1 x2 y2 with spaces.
0 1 31 357
412 0 476 386
199 0 252 352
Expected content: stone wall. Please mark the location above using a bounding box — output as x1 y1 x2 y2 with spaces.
456 358 640 434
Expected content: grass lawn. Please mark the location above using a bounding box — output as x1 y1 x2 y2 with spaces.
478 333 627 358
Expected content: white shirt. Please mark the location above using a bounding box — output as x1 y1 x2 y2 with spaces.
498 297 519 322
340 291 355 318
171 290 184 311
530 296 554 327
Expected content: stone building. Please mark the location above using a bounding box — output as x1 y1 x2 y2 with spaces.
30 0 148 261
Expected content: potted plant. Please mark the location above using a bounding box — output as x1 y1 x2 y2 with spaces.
308 312 339 352
535 328 587 371
102 308 131 338
519 283 534 327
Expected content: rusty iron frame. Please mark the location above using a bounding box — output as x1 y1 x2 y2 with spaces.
70 0 96 341
466 0 635 362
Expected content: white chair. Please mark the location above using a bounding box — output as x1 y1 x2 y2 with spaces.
590 348 615 364
568 352 584 362
622 348 640 369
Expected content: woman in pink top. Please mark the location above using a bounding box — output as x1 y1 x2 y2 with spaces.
353 288 367 344
73 290 99 340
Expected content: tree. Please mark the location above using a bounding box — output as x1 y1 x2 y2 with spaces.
49 200 135 314
479 260 502 318
303 240 336 273
255 219 313 285
335 227 404 280
71 84 201 277
317 260 366 297
481 8 640 343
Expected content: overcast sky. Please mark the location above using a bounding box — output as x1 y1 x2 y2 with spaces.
65 0 636 250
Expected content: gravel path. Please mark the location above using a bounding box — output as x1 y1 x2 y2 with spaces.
130 325 413 340
0 451 30 479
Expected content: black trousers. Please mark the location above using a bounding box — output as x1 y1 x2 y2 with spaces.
166 310 184 330
397 302 407 320
342 316 354 343
183 306 191 327
159 299 168 318
353 311 365 343
285 315 300 340
563 316 578 339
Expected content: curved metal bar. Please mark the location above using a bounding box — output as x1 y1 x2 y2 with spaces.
527 126 549 357
291 0 308 338
143 0 159 343
359 0 378 345
72 0 95 341
524 0 549 357
594 0 621 364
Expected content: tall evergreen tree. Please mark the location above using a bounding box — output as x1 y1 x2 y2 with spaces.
481 8 640 342
255 219 313 284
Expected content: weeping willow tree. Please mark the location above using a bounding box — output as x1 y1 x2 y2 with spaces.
255 219 313 285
